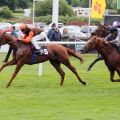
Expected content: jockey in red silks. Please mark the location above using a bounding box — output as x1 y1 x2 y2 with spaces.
3 23 47 63
19 23 45 50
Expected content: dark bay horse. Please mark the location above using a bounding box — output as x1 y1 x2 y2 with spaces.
87 25 116 71
0 32 86 87
82 36 120 82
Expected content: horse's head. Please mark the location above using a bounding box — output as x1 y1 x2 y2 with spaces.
81 36 98 53
0 31 7 47
91 25 109 38
81 35 111 54
0 31 17 47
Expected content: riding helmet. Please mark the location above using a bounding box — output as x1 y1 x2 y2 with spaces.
20 23 28 30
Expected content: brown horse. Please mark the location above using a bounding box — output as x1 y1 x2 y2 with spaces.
81 36 120 82
91 25 109 37
0 32 86 87
87 25 117 71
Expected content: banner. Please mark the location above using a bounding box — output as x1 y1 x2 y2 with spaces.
91 0 106 18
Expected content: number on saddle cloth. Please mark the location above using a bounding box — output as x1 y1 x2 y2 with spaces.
39 45 48 55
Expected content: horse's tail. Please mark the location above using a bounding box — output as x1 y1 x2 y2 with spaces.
66 48 83 63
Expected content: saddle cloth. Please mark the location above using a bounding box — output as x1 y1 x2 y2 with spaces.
37 45 48 55
31 45 48 64
31 44 48 55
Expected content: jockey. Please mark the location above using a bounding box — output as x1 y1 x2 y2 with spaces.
105 26 120 51
113 20 120 28
19 23 45 50
3 24 47 63
105 27 118 41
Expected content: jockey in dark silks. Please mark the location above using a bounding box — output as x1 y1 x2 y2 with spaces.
3 23 44 63
108 27 120 50
87 26 118 71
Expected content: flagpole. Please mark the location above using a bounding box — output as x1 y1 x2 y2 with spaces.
88 0 91 27
88 0 91 36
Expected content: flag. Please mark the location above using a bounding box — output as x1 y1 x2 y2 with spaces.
91 0 106 18
117 0 120 9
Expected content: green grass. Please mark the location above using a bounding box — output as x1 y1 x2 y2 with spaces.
0 53 120 120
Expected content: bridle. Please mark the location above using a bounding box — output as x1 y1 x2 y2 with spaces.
0 32 14 47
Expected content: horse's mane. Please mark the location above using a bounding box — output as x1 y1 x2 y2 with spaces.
93 25 109 38
4 32 18 42
94 36 116 54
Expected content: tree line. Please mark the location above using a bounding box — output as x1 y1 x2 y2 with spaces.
0 0 118 11
0 0 33 10
0 0 119 19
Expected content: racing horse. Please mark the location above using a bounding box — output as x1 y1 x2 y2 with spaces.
87 25 116 71
0 32 86 88
81 35 120 82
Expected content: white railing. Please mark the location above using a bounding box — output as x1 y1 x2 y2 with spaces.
0 41 87 76
37 41 87 76
36 41 86 45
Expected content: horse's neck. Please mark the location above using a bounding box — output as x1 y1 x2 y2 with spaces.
4 33 18 50
96 42 116 59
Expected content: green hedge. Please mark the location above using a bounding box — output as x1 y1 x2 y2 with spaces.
35 15 102 25
0 6 13 18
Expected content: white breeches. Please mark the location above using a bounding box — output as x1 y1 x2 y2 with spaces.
31 32 49 49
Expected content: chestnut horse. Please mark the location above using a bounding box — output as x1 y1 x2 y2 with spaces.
87 25 115 71
82 36 120 82
0 32 86 87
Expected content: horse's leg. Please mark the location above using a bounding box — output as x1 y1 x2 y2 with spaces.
0 59 16 72
111 68 120 82
110 69 116 82
50 60 65 86
6 61 24 88
64 61 86 85
87 56 103 71
116 68 120 76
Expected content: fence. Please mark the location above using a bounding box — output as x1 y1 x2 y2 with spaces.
36 41 87 76
0 40 88 76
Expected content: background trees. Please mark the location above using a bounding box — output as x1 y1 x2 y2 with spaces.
0 0 118 14
0 0 32 10
0 6 13 18
35 0 74 16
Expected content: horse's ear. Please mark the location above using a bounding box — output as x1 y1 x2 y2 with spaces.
3 32 6 35
0 31 6 37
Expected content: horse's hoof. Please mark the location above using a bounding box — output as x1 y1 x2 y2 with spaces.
60 84 63 86
82 82 86 85
87 68 90 72
6 84 10 88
